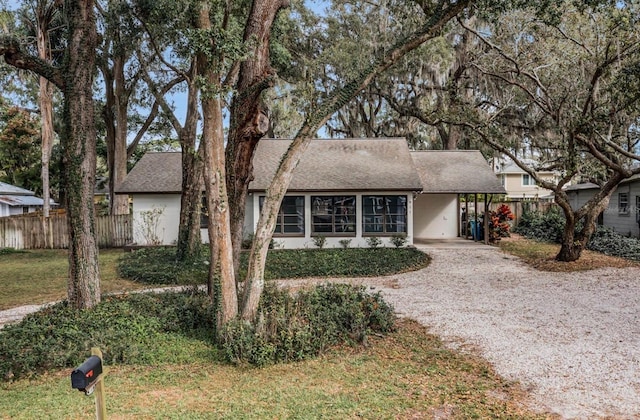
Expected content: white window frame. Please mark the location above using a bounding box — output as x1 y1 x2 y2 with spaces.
521 174 535 186
619 192 629 215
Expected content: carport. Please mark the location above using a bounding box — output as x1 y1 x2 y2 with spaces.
410 150 507 244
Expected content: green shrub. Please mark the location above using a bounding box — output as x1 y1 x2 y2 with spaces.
0 291 217 381
120 247 431 285
588 227 640 261
117 247 208 285
514 208 640 261
514 207 565 243
220 284 395 367
366 236 382 248
312 235 327 249
262 248 430 278
390 234 408 248
338 239 351 249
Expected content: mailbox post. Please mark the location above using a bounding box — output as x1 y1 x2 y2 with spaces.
71 347 107 419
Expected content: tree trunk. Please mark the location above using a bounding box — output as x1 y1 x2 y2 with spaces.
176 138 203 262
226 0 288 274
556 217 583 262
176 66 203 262
197 2 238 329
106 55 131 216
36 4 56 244
554 176 619 262
62 0 100 309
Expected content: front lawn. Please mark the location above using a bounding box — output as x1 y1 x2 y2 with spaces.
0 249 149 310
0 319 543 419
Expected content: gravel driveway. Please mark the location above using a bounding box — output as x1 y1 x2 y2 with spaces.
2 242 639 418
371 241 640 419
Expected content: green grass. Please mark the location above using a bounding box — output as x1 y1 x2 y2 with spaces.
0 320 543 419
0 249 156 310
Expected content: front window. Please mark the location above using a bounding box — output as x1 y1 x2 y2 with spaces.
311 196 356 235
522 174 535 186
260 196 305 236
363 195 407 234
619 193 629 215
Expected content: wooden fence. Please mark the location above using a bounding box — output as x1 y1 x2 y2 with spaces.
0 213 133 249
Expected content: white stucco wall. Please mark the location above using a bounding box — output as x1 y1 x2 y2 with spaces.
245 192 414 249
131 194 182 245
413 193 459 239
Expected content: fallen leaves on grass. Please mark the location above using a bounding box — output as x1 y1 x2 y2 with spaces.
500 235 640 272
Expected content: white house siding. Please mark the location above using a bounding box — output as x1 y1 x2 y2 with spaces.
413 193 459 239
604 183 640 237
131 194 182 245
246 192 414 249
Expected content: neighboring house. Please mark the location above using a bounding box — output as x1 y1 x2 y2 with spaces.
493 157 559 201
0 182 56 217
566 175 640 238
116 138 505 248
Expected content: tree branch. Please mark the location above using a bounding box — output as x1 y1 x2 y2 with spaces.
0 34 64 89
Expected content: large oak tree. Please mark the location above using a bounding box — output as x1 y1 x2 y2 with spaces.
1 0 101 308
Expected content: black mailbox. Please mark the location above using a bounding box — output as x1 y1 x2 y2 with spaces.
71 355 103 391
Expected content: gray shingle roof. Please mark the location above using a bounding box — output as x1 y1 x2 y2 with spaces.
0 182 35 196
248 138 422 192
116 140 506 195
411 150 506 194
115 152 183 194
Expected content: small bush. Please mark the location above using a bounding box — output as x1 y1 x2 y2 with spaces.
312 235 327 249
390 234 408 248
338 239 351 249
220 284 395 367
488 204 515 243
0 291 217 381
366 236 382 248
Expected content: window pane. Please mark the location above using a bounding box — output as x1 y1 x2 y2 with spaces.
260 195 305 235
363 195 407 234
312 196 356 234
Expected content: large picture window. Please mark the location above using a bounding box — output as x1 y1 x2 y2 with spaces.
363 195 407 234
259 196 305 235
311 196 356 235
